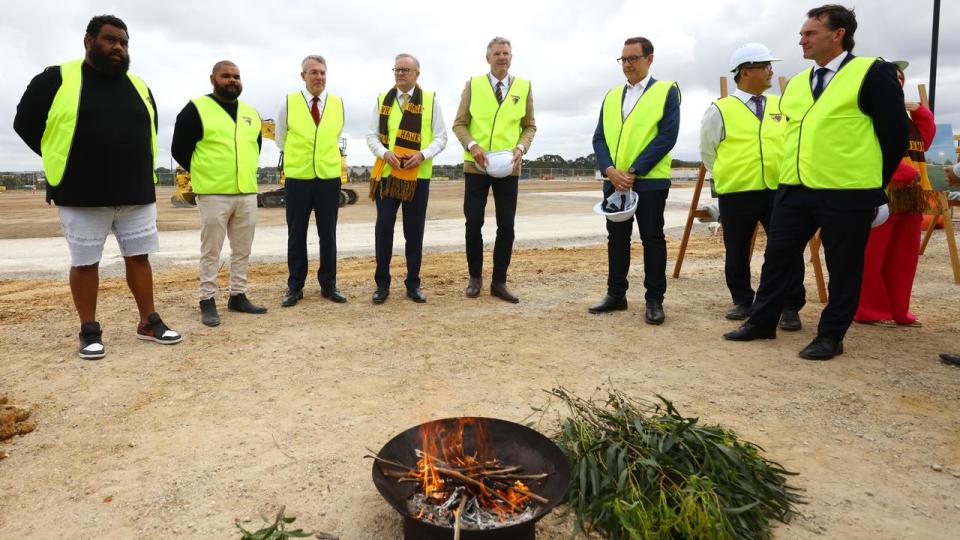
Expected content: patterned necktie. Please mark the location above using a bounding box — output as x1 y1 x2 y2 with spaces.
311 96 320 125
495 81 504 104
812 67 830 101
400 93 409 110
749 95 765 119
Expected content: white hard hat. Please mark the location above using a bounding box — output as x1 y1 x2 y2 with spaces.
871 204 890 228
482 150 515 178
729 43 781 73
593 190 639 222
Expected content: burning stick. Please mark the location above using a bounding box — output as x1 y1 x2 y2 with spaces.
452 496 467 540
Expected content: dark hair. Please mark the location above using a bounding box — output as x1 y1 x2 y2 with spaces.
212 60 237 75
807 4 856 52
623 37 654 56
86 15 128 39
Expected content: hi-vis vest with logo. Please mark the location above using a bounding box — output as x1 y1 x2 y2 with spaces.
779 56 883 189
712 94 785 194
189 96 261 195
377 91 435 179
283 92 344 180
41 59 157 187
601 81 679 179
464 75 530 162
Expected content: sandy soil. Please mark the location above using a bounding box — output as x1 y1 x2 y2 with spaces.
1 184 959 539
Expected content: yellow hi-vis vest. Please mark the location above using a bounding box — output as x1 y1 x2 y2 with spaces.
377 90 435 179
779 56 883 189
602 81 679 179
189 96 261 195
712 94 785 194
41 59 157 187
282 92 344 180
464 75 530 162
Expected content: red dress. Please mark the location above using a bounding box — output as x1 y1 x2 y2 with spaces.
855 105 935 324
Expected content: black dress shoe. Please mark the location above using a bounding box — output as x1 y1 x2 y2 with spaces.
589 295 627 314
281 289 303 307
779 309 802 331
321 287 347 303
940 353 960 367
723 323 776 341
199 298 220 327
372 288 389 305
645 301 665 325
799 335 843 361
228 293 268 314
725 304 751 321
406 287 427 303
490 282 519 303
465 277 482 298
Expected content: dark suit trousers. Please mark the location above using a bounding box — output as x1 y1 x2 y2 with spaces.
748 194 873 340
285 178 341 291
719 190 805 311
606 187 668 302
375 179 430 290
464 173 518 283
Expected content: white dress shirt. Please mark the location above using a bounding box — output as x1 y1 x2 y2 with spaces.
810 52 850 91
275 89 341 150
365 89 449 160
699 88 766 173
465 74 526 154
622 74 652 120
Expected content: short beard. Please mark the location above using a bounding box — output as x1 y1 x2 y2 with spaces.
213 83 242 101
88 49 130 78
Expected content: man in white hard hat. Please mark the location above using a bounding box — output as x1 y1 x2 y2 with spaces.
700 43 806 328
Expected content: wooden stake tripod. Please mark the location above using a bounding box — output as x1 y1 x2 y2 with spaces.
672 76 828 303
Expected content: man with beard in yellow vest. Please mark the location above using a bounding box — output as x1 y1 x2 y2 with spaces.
366 54 448 304
724 5 909 360
275 55 347 307
453 37 537 304
700 43 806 329
14 14 182 360
172 61 267 327
588 36 680 325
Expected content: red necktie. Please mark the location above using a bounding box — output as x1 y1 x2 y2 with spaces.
311 96 320 125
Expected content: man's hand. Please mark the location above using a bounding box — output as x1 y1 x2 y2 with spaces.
905 101 920 112
605 166 635 191
470 145 488 169
402 152 425 169
511 147 523 167
384 151 402 170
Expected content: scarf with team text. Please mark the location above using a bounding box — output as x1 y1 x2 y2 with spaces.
369 85 423 202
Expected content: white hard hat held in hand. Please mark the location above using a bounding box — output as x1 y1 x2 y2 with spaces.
729 43 781 73
482 150 515 178
594 189 639 222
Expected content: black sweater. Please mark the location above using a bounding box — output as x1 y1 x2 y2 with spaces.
14 62 159 206
171 95 263 172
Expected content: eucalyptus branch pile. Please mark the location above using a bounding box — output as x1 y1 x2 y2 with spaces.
549 386 803 540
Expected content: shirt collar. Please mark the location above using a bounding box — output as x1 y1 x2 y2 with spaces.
301 88 327 103
488 73 510 87
815 51 849 72
732 88 763 104
626 74 652 92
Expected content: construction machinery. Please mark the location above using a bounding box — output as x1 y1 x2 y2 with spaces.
170 118 358 208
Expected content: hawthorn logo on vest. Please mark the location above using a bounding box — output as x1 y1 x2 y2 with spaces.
511 94 520 104
770 113 783 122
242 116 252 126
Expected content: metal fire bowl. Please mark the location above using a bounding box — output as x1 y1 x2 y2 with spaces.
372 417 571 539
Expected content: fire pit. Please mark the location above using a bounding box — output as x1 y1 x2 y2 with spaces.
371 417 570 540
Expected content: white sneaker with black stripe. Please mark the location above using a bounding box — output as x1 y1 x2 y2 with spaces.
79 321 106 360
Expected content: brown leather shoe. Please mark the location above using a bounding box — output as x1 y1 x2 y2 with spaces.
491 282 519 304
465 277 482 298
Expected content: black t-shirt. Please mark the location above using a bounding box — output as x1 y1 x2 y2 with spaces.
13 62 159 206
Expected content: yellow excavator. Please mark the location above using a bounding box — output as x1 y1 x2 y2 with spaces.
171 119 357 208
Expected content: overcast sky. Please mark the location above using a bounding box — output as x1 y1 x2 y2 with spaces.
2 0 958 171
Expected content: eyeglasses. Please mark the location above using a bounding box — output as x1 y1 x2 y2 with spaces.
392 68 418 74
616 55 647 65
740 63 773 71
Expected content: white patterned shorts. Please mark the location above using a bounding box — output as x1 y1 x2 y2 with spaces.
57 203 160 267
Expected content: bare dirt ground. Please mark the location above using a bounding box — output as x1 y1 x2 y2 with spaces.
1 183 959 539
